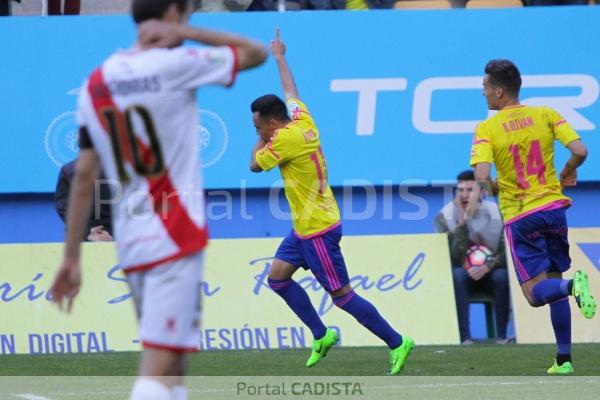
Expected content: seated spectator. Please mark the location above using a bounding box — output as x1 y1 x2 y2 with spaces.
246 0 392 10
55 159 113 241
246 0 344 10
48 0 80 15
0 0 20 16
523 0 588 5
434 170 510 344
196 0 252 11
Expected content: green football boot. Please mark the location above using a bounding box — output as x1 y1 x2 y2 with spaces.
547 360 574 375
306 328 339 368
389 336 415 375
572 270 596 319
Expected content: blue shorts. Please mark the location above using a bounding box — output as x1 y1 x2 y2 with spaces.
505 207 571 285
274 225 349 292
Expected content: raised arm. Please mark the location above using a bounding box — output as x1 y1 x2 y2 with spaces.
138 22 267 71
271 28 299 100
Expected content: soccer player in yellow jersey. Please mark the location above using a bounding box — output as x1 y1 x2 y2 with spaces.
470 59 596 375
249 29 414 374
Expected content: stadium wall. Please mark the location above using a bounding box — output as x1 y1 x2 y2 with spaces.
0 184 598 243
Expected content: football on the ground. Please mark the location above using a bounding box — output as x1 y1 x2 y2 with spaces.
464 244 493 270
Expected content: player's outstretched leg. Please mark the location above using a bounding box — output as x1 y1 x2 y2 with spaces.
268 277 328 340
306 328 339 368
332 289 414 374
572 270 596 319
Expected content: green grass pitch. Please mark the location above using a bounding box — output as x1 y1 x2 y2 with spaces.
1 344 599 399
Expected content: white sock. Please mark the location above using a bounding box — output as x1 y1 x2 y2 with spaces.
171 385 188 400
130 377 171 400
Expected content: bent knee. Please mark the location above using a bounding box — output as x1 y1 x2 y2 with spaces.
267 277 291 291
524 292 542 307
329 284 353 299
268 259 297 280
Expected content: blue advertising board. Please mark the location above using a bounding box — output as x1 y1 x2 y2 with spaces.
1 7 598 192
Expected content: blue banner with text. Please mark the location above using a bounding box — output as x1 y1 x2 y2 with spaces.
1 7 598 192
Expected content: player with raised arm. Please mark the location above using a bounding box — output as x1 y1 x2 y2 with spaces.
249 29 414 375
469 59 595 375
49 1 266 399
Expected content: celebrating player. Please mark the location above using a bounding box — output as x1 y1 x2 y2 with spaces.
49 1 266 399
249 29 414 375
469 59 596 374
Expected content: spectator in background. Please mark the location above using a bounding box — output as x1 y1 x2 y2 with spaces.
448 0 467 7
246 0 394 10
55 159 113 241
246 0 341 10
0 0 20 16
195 0 252 11
523 0 588 5
345 0 395 9
48 0 80 15
434 170 510 345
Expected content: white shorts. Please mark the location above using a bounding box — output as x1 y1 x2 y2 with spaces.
127 251 204 353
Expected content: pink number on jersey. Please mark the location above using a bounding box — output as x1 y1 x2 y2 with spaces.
526 140 547 185
310 151 326 195
509 144 530 189
509 140 547 190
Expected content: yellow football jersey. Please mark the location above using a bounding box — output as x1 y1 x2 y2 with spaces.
255 98 340 237
470 105 580 224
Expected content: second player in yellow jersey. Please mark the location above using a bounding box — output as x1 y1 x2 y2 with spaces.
471 105 580 223
469 59 594 375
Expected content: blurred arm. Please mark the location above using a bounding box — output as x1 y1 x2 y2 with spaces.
64 149 101 261
180 26 268 71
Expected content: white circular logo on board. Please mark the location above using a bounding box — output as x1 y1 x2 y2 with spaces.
198 109 228 168
45 111 79 167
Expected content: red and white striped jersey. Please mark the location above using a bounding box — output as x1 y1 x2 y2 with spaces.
76 45 238 273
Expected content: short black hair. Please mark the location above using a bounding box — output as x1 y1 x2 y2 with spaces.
251 94 289 121
484 59 522 97
457 170 475 182
132 0 189 24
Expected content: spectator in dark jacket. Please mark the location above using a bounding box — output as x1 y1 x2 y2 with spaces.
523 0 588 5
0 0 20 16
55 159 113 241
48 0 80 15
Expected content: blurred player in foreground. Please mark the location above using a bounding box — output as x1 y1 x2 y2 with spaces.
249 29 414 375
50 1 266 399
469 59 596 375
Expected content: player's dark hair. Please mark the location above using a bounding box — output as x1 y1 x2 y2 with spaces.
251 94 290 121
484 59 522 97
132 0 189 24
457 170 475 182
